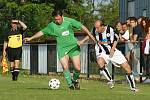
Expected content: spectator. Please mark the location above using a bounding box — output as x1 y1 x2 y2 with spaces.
130 17 143 82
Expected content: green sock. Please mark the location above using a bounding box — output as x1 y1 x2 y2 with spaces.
63 70 72 86
73 70 80 81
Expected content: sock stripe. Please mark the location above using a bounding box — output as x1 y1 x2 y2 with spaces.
14 70 20 72
14 68 20 72
126 74 135 89
100 67 112 81
103 68 112 80
127 75 134 88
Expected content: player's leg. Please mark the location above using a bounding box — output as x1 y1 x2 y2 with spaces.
59 55 74 89
13 47 22 81
71 55 81 90
110 49 138 91
70 46 81 89
7 48 15 81
10 62 15 80
121 62 138 92
14 60 20 81
97 57 114 88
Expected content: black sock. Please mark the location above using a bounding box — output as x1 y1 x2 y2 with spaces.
10 67 14 76
13 68 20 81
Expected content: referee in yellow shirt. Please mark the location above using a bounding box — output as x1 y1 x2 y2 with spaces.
3 19 27 81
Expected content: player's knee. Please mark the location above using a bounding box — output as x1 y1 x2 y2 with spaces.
97 59 105 67
99 65 105 70
75 67 81 72
62 65 69 71
126 72 132 75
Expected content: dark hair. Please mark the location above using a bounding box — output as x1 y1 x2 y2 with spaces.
52 9 63 17
122 22 127 26
130 17 137 22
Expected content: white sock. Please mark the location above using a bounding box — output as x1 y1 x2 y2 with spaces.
100 67 113 82
126 73 136 89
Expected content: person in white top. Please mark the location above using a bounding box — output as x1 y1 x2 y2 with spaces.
88 19 139 92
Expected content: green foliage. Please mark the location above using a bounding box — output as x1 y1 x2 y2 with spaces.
18 3 54 32
97 0 119 26
0 0 119 42
0 1 54 38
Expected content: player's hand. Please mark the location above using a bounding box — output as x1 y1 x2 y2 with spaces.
109 49 115 58
24 37 32 43
2 50 6 57
77 41 83 46
12 20 19 23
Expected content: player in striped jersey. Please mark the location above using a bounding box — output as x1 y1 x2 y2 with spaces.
91 19 138 92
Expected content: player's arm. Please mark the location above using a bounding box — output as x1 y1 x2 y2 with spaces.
81 25 96 43
109 33 119 57
131 34 138 43
24 31 44 42
111 39 118 51
18 20 27 30
12 20 27 30
77 36 89 46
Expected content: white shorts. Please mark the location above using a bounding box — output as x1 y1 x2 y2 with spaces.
96 49 127 67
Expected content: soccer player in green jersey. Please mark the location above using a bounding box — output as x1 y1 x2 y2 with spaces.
24 10 95 90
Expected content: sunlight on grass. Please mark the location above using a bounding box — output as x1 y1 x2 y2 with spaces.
0 73 150 100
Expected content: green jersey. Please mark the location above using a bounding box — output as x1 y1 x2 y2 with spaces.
41 17 82 58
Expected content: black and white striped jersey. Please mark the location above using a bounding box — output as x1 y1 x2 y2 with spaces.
92 25 119 54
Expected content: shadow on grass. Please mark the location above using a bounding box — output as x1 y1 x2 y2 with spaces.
26 87 49 90
26 87 87 91
26 87 67 91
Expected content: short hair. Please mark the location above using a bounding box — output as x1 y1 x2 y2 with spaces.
130 17 137 22
122 22 127 26
97 19 105 26
52 9 63 17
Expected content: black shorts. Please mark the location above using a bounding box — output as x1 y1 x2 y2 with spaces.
7 47 22 62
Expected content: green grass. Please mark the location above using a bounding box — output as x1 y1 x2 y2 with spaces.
0 73 150 100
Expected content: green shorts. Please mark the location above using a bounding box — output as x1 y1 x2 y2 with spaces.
58 46 80 59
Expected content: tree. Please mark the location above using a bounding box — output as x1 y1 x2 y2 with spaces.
96 0 119 26
0 0 119 43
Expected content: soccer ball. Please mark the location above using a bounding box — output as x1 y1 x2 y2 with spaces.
48 78 60 90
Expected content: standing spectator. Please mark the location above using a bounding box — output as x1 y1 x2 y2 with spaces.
130 17 143 82
3 18 27 81
115 21 123 37
114 21 125 54
120 22 129 42
126 17 133 40
137 16 145 25
120 22 133 63
142 24 150 77
140 17 149 38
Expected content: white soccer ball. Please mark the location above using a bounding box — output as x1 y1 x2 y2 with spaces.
48 78 60 90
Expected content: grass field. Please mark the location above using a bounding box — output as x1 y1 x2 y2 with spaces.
0 73 150 100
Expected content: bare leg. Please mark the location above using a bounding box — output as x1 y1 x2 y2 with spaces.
10 62 15 80
60 55 73 87
13 60 20 81
97 57 114 89
71 55 81 89
97 57 113 82
71 55 81 81
121 62 138 91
